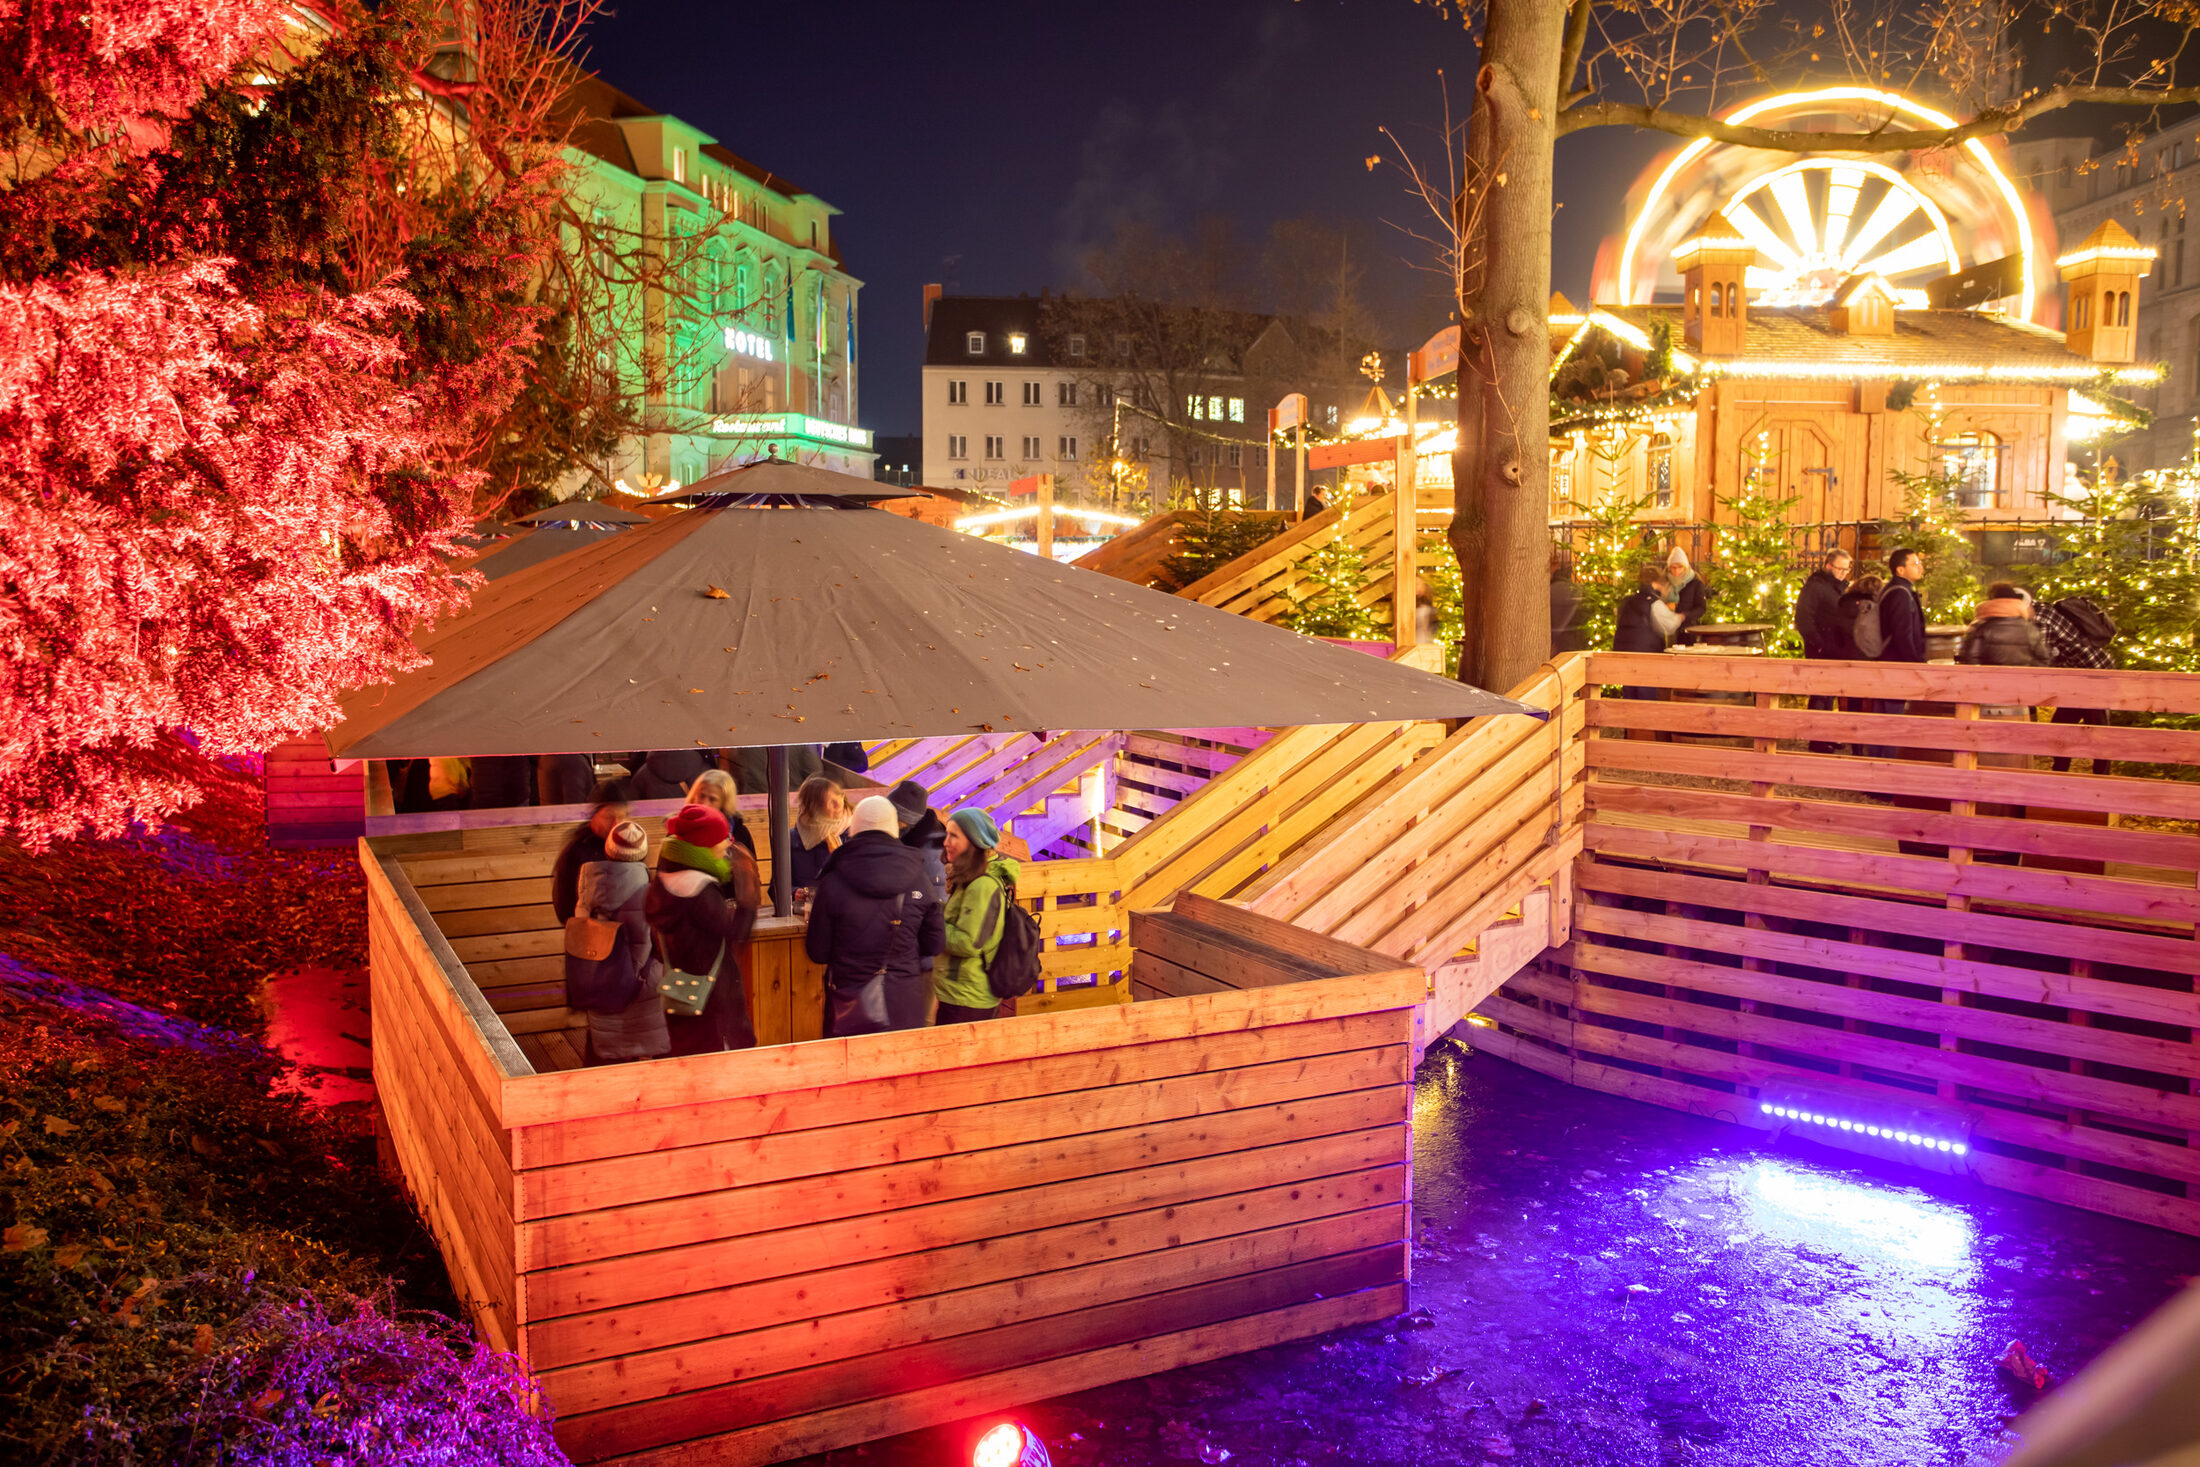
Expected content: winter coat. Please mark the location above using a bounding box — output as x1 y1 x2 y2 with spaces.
731 745 823 796
822 742 870 774
467 755 535 810
1667 573 1708 637
1550 580 1588 654
1796 568 1851 659
1957 599 2050 667
789 823 842 890
537 753 598 807
551 825 609 922
937 855 1023 1012
804 830 945 1033
900 807 949 906
572 860 669 1062
647 847 760 1054
1878 579 1929 663
1613 590 1669 654
631 750 711 800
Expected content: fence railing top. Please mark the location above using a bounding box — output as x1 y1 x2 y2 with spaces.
1587 651 2200 718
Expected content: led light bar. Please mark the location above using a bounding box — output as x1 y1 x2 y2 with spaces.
1753 1078 1974 1174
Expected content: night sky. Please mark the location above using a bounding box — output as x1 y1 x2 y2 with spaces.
579 0 1670 436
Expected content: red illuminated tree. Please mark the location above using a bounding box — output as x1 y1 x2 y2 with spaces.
0 1 575 846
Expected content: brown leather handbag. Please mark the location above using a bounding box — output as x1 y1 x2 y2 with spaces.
564 911 619 961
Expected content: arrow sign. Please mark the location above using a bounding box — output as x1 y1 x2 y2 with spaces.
1410 325 1461 385
1268 392 1309 433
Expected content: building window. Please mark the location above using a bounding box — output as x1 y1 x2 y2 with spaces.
1208 395 1224 420
1228 444 1242 468
966 331 985 355
948 379 967 405
1059 436 1079 459
1023 381 1041 406
1067 334 1086 358
1186 394 1205 420
948 435 968 460
985 435 1004 460
1937 430 2002 510
2119 289 2132 325
672 148 687 184
1130 435 1149 458
1009 332 1028 354
1255 445 1268 468
1228 398 1245 422
2168 211 2189 289
1650 433 1674 508
1115 335 1133 359
1021 435 1041 458
985 380 1004 405
1324 405 1339 427
1057 381 1078 407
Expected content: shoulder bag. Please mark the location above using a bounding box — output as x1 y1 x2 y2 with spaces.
658 930 726 1019
565 910 619 961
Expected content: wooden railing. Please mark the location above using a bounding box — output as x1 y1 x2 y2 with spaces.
1172 485 1450 626
1067 509 1187 587
364 838 1420 1466
1239 657 1587 1056
1478 651 2200 1236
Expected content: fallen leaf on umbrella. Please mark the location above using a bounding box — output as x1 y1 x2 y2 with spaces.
723 646 737 653
806 672 830 684
42 1115 77 1136
688 688 704 694
1013 663 1031 671
727 726 740 733
3 1223 48 1252
704 585 730 599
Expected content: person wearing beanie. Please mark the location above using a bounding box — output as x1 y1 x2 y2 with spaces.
552 798 629 922
805 794 943 1036
569 820 669 1065
1663 546 1708 643
789 776 852 890
889 779 948 904
647 803 760 1055
934 807 1020 1025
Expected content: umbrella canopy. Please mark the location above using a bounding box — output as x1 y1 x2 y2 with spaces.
470 522 629 582
329 465 1534 759
644 457 920 506
511 500 652 526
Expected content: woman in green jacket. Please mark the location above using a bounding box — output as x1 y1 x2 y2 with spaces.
934 808 1019 1024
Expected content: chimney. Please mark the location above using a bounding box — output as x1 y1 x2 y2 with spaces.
1675 214 1757 356
923 283 943 331
2058 220 2153 364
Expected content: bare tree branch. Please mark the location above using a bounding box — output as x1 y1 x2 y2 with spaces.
1558 82 2200 147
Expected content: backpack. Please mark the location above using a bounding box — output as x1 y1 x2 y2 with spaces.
565 910 642 1014
1848 586 1888 659
986 877 1044 999
2053 595 2117 645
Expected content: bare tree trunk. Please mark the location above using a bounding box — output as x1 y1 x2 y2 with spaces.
1451 0 1565 697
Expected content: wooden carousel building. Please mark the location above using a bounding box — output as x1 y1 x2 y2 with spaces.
1548 218 2165 529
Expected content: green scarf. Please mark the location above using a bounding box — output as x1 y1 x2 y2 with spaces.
660 838 731 885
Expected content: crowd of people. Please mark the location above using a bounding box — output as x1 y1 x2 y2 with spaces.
552 769 1025 1066
1612 540 2119 758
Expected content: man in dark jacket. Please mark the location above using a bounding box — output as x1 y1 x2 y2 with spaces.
889 779 948 905
1879 549 1929 664
1613 566 1671 703
806 796 945 1035
1795 547 1853 751
552 800 629 921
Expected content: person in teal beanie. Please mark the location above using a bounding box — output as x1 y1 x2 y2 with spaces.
934 807 1019 1023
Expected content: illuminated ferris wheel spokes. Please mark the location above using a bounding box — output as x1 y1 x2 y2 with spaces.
1720 159 1962 306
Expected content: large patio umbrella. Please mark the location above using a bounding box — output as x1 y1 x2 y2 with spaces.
332 459 1534 905
470 522 629 582
510 500 653 525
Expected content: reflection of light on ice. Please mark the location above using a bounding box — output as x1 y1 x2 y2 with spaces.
1743 1161 1974 1272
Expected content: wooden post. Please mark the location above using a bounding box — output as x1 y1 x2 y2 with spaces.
768 745 792 916
1036 473 1055 560
1296 424 1307 514
1271 393 1309 515
1265 409 1279 514
1393 437 1417 643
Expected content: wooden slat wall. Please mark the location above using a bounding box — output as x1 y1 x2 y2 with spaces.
363 848 527 1348
1477 652 2200 1236
1169 489 1452 628
1066 509 1189 587
501 950 1418 1464
266 739 364 848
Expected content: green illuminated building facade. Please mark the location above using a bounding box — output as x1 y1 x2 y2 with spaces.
563 78 871 489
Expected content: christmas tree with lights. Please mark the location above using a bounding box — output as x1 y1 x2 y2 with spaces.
1418 534 1464 675
2032 458 2200 673
1880 465 1982 622
1562 485 1662 652
1710 485 1805 651
1279 530 1393 640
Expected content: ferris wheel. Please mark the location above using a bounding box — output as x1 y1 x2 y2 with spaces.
1600 87 2043 321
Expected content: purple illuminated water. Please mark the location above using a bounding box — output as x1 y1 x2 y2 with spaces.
797 1047 2200 1467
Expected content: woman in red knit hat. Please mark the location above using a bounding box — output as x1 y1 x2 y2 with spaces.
646 803 761 1054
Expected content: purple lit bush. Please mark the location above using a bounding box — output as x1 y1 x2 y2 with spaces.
180 1294 564 1466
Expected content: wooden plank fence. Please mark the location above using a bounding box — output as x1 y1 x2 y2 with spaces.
1473 651 2200 1237
364 841 1420 1466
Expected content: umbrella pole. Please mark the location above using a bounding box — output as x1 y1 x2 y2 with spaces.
767 745 793 916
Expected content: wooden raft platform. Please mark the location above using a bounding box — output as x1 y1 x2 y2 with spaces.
366 832 1423 1465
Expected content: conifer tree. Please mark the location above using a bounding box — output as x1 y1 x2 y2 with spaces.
1880 467 1983 622
1562 485 1661 653
1710 445 1805 651
1279 531 1392 640
2032 462 2200 673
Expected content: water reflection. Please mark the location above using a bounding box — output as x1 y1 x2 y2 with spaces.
1742 1159 1977 1275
